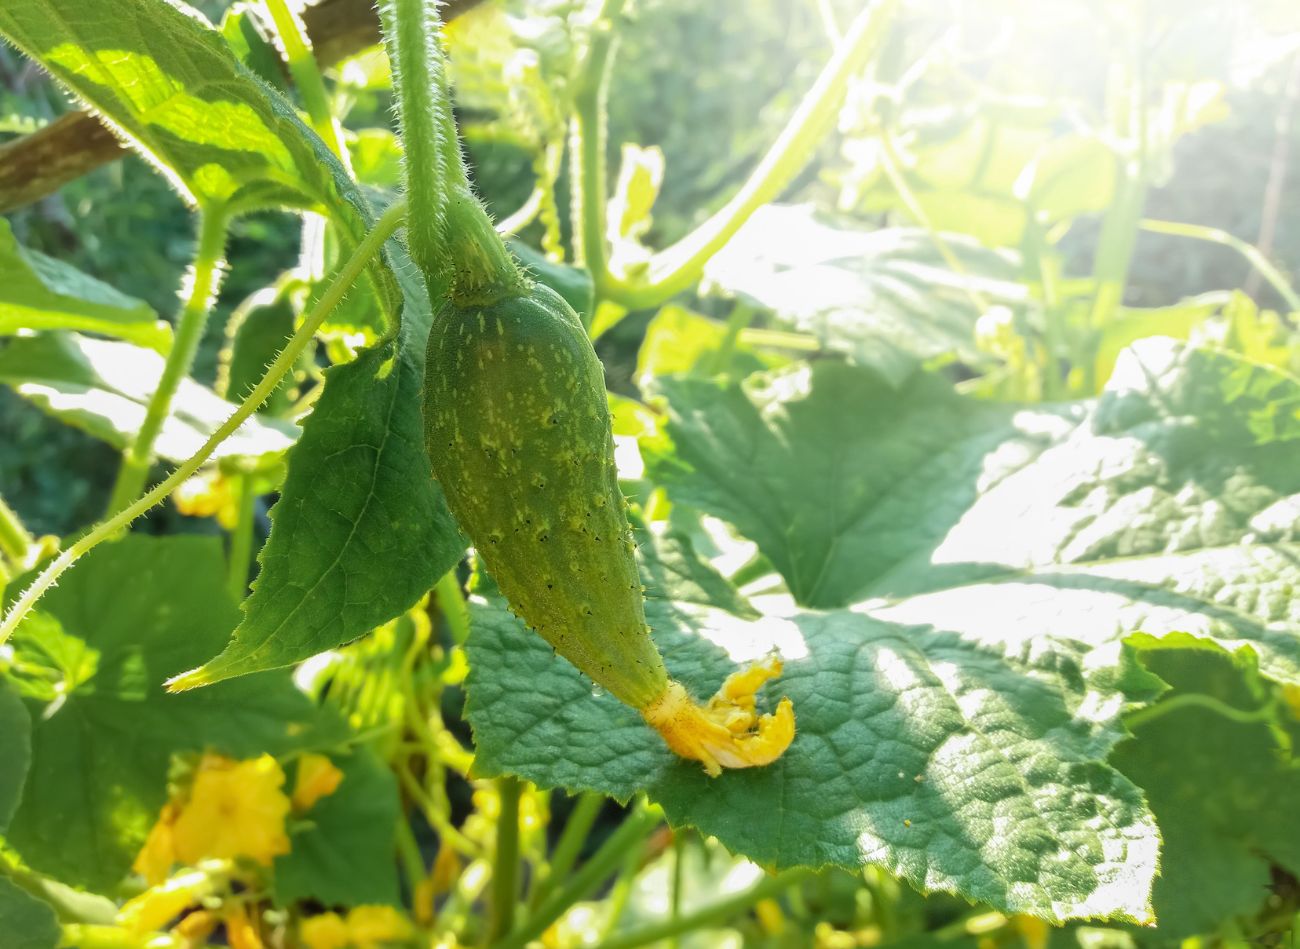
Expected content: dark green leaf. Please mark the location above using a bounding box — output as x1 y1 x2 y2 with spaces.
0 678 31 832
3 535 339 891
635 518 759 619
274 748 401 907
219 284 298 412
0 332 296 465
0 219 169 352
174 260 464 687
0 879 59 949
1114 639 1300 938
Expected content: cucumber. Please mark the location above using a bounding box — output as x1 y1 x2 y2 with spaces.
423 283 669 710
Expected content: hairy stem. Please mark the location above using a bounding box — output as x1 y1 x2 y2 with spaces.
1139 219 1300 313
0 200 407 647
106 210 229 513
381 0 521 301
569 0 625 286
265 0 348 162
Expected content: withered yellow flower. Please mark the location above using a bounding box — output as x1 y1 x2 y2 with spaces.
641 657 795 777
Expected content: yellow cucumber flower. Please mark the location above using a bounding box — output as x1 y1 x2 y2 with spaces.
293 752 345 811
172 753 291 866
300 906 414 949
117 867 217 935
300 912 351 949
133 802 180 886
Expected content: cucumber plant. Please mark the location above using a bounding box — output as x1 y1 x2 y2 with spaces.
0 0 1298 947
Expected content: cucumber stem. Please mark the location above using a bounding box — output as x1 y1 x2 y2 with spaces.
380 0 524 303
106 209 228 514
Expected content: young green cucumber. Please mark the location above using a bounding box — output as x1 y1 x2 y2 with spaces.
424 282 794 775
424 283 668 709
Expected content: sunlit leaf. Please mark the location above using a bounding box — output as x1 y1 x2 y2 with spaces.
3 535 341 891
0 332 296 464
0 220 170 352
466 569 1161 922
703 205 1026 385
644 341 1300 690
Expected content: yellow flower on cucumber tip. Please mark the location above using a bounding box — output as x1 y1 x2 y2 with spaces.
172 753 291 866
641 657 795 777
172 469 238 528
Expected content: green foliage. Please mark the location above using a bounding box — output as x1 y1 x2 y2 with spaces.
0 332 296 465
465 565 1162 922
174 261 464 687
703 205 1023 384
1114 637 1300 939
644 341 1300 687
1 0 1299 945
0 679 31 832
0 0 402 319
0 219 170 352
3 535 340 890
0 880 60 949
273 748 402 908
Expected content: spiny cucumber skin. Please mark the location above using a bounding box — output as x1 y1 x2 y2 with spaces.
424 284 669 710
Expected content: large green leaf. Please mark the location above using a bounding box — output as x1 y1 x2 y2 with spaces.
273 748 401 908
0 219 170 353
0 0 401 322
1113 636 1300 938
0 688 57 949
172 259 464 688
0 880 59 949
2 535 339 891
0 679 31 832
465 572 1161 922
702 204 1027 385
643 340 1300 685
0 332 296 465
1 0 343 216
